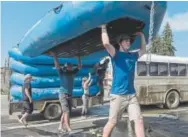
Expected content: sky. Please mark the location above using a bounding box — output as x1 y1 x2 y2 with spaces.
1 1 188 67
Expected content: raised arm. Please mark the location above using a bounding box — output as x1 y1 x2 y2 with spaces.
85 73 92 85
49 51 60 69
101 25 116 57
88 79 93 86
135 32 146 57
70 56 82 74
77 56 82 69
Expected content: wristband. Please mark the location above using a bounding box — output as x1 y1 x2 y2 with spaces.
102 28 107 33
102 26 106 29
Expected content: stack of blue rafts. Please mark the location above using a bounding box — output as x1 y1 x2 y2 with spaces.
9 47 107 102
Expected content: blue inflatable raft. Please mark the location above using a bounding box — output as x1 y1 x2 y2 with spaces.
18 1 166 57
10 58 93 76
9 47 107 65
10 72 98 88
10 85 99 102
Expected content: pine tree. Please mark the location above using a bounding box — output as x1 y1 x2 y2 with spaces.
161 22 176 56
149 22 176 56
150 35 162 54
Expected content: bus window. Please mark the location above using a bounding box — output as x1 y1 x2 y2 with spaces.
149 62 158 76
137 62 147 76
178 64 187 76
158 63 168 76
170 63 178 76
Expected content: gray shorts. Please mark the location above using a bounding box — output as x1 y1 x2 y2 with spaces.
109 94 142 124
82 94 89 107
59 93 71 113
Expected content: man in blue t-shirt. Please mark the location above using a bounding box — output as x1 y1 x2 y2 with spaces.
101 25 146 137
50 52 82 133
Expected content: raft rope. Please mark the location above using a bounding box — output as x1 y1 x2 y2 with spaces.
146 1 155 64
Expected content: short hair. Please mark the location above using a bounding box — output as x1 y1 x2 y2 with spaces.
116 34 131 44
24 74 32 81
82 77 87 81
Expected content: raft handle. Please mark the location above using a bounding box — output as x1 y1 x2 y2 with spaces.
144 4 151 11
53 4 63 14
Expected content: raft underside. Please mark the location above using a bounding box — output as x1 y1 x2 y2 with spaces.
46 17 145 57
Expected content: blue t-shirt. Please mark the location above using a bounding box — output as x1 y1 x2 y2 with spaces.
57 67 79 95
110 51 139 95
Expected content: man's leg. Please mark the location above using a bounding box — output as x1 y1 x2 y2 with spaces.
97 80 104 97
85 98 89 115
59 113 65 130
59 94 71 132
19 102 32 126
103 122 116 137
103 95 123 137
68 96 72 116
19 112 29 126
81 106 85 116
20 112 28 121
134 119 145 137
81 96 86 115
19 104 27 124
67 96 72 127
64 112 71 132
128 96 145 137
100 84 104 105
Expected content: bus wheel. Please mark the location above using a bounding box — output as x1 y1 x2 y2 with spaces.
43 103 62 120
165 90 180 109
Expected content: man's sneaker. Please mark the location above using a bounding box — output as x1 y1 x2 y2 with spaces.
66 129 72 135
18 119 28 127
22 119 28 127
18 119 24 125
58 127 67 133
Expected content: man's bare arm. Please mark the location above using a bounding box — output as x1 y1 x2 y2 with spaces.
77 56 82 69
101 25 116 57
49 51 61 69
85 73 92 85
88 79 93 86
135 32 146 57
25 88 32 103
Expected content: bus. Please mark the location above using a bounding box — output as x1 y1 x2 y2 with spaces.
103 54 188 109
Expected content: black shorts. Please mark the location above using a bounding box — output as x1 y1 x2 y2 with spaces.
22 101 33 114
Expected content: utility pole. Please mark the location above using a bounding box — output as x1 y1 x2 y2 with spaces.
4 58 7 84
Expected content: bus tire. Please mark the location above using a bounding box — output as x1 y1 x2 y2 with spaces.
43 103 62 120
165 90 180 109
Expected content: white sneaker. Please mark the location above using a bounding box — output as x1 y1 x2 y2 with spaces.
18 119 28 127
58 126 67 133
18 119 24 125
81 115 87 119
22 119 28 127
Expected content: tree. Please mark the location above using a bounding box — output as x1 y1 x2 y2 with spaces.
149 22 176 56
149 35 162 54
161 22 176 56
